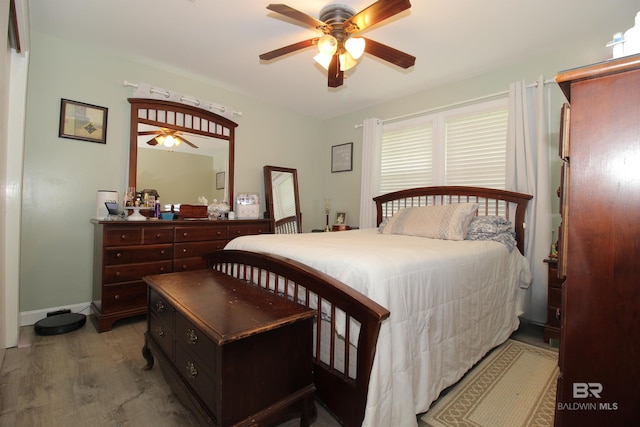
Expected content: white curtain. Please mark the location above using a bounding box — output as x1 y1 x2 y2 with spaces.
359 118 383 228
506 77 552 323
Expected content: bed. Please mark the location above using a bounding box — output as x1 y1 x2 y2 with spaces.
205 186 532 427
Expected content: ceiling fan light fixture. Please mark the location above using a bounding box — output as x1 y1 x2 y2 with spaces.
156 134 180 148
314 52 334 70
345 37 365 59
317 34 338 56
339 52 358 71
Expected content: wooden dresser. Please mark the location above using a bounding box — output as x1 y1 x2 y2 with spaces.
91 219 272 332
142 269 316 427
554 55 640 425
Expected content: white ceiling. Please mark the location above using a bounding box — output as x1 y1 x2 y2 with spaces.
29 0 640 119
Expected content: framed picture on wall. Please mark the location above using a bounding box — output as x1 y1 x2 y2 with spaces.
331 142 353 173
59 99 108 144
216 172 225 189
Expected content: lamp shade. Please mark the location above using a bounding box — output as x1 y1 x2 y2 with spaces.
345 37 365 59
314 52 333 70
339 52 358 71
317 34 338 56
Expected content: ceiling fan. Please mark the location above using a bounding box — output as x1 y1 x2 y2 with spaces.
259 1 416 88
138 128 199 149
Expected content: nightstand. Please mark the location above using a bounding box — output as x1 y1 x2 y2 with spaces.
543 258 564 344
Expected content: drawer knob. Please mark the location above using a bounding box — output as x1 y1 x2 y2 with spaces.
186 328 198 345
116 252 123 258
186 361 198 379
159 267 165 272
160 249 166 255
155 233 161 239
155 300 165 313
182 248 188 253
183 232 188 237
120 234 127 240
114 294 120 300
155 326 164 337
555 308 561 321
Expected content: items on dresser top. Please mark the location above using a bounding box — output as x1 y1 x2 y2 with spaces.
90 219 273 332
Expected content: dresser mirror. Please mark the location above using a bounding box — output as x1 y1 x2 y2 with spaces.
263 165 301 233
128 98 237 208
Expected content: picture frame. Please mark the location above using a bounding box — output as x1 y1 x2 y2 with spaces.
331 142 353 173
59 99 108 144
216 171 225 190
334 211 347 225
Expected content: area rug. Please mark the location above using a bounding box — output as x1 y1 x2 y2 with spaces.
421 339 558 427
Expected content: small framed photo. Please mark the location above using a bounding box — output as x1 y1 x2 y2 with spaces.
216 171 225 189
334 211 347 225
59 99 108 144
331 142 353 173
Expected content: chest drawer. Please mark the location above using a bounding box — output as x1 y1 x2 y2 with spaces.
175 344 217 418
176 312 217 377
149 288 175 326
104 245 173 265
175 226 228 243
104 260 173 284
105 228 143 246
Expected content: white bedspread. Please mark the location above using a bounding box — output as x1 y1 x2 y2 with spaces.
225 229 531 427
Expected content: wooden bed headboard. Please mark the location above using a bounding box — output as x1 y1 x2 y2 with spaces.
373 186 533 255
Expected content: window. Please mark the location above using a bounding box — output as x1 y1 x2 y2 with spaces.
380 98 508 194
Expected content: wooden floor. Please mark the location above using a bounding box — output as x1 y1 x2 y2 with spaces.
0 316 549 427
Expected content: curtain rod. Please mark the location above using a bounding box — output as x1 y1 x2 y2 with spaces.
123 80 242 117
354 78 556 128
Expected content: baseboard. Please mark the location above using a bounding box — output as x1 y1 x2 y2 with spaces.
20 302 92 326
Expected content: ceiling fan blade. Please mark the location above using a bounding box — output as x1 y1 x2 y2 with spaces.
327 54 344 88
138 130 161 136
266 4 330 31
145 136 159 146
362 37 415 69
344 0 411 34
259 38 319 61
177 136 198 149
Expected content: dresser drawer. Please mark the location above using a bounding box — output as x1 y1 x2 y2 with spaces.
104 260 173 284
101 281 147 313
228 224 270 238
142 227 174 244
104 228 143 246
175 226 228 243
104 244 173 265
176 312 217 377
174 241 228 259
174 257 208 272
149 311 174 361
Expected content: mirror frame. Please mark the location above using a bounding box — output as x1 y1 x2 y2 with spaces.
128 98 237 205
263 165 302 233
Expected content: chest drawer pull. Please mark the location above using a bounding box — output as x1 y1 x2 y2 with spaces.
155 326 164 338
555 308 561 321
186 328 199 345
182 232 189 237
155 300 165 313
186 361 198 379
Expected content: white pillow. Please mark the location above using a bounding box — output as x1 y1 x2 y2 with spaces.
380 203 479 241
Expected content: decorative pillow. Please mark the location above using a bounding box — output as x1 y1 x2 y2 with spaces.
380 203 479 241
466 216 517 252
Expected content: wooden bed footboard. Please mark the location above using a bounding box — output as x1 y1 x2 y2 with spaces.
205 249 390 427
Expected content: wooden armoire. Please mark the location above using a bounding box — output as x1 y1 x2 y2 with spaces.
554 55 640 425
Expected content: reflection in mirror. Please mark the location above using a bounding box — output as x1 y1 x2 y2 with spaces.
264 165 301 234
128 98 236 210
137 124 228 206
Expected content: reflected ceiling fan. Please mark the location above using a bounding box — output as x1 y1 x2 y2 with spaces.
259 0 416 88
138 128 199 149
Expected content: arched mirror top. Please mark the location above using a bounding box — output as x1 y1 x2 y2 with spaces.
128 98 237 206
263 165 302 234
